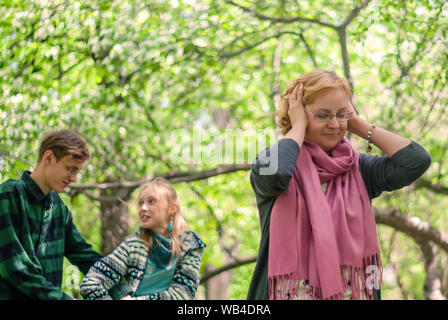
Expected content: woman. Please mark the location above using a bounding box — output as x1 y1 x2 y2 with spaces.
80 177 206 300
247 69 431 300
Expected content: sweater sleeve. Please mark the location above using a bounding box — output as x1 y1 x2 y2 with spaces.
359 141 432 199
79 238 132 300
250 138 301 199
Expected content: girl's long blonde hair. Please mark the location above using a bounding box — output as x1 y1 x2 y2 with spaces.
138 177 188 259
277 69 352 135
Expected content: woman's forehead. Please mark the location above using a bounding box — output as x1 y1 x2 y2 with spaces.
313 105 348 113
307 88 349 111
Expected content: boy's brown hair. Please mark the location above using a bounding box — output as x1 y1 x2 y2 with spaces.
37 129 90 162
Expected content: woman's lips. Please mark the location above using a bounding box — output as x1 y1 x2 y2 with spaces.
323 133 340 138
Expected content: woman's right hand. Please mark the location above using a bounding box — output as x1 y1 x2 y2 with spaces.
288 83 308 130
283 83 308 147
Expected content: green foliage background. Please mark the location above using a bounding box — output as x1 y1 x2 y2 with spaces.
1 0 447 299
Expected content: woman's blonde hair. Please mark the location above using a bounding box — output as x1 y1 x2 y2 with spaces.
277 69 352 135
138 177 188 259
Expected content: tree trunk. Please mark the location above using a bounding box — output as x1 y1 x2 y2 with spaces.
203 263 234 300
417 241 447 300
203 244 240 299
99 187 132 255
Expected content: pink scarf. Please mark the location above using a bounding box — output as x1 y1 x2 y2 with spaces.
268 137 382 300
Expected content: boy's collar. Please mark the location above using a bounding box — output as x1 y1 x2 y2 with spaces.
21 171 50 202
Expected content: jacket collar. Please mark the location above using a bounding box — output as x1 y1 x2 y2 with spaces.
21 170 50 203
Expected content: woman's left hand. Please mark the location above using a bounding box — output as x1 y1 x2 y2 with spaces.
346 98 361 133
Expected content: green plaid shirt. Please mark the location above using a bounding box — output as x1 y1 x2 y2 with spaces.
0 171 102 300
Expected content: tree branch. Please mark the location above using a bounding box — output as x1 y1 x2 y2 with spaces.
189 184 239 259
336 27 354 92
416 240 447 300
415 179 448 196
271 33 282 128
65 188 127 203
69 164 251 191
391 2 445 88
200 256 257 284
224 0 336 29
339 0 371 28
374 207 448 253
298 32 318 68
220 31 305 59
0 152 34 168
76 132 129 179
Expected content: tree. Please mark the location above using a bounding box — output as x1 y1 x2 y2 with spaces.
1 0 447 299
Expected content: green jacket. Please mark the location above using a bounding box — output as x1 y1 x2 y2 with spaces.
247 139 431 300
0 171 102 300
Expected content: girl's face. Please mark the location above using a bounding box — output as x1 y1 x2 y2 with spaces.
138 186 176 236
304 87 351 153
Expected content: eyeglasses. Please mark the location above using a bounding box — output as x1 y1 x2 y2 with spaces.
306 110 353 123
59 159 82 176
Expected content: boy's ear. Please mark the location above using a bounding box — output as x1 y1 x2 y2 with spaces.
42 149 54 163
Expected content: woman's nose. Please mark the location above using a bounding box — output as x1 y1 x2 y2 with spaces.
327 116 340 128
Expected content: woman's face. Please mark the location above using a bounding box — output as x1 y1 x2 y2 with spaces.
304 87 351 153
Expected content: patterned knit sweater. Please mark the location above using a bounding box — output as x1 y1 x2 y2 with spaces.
80 230 206 300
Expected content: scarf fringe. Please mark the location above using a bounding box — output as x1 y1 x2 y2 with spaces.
269 254 383 300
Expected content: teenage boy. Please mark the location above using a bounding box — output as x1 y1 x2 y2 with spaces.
0 129 106 299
